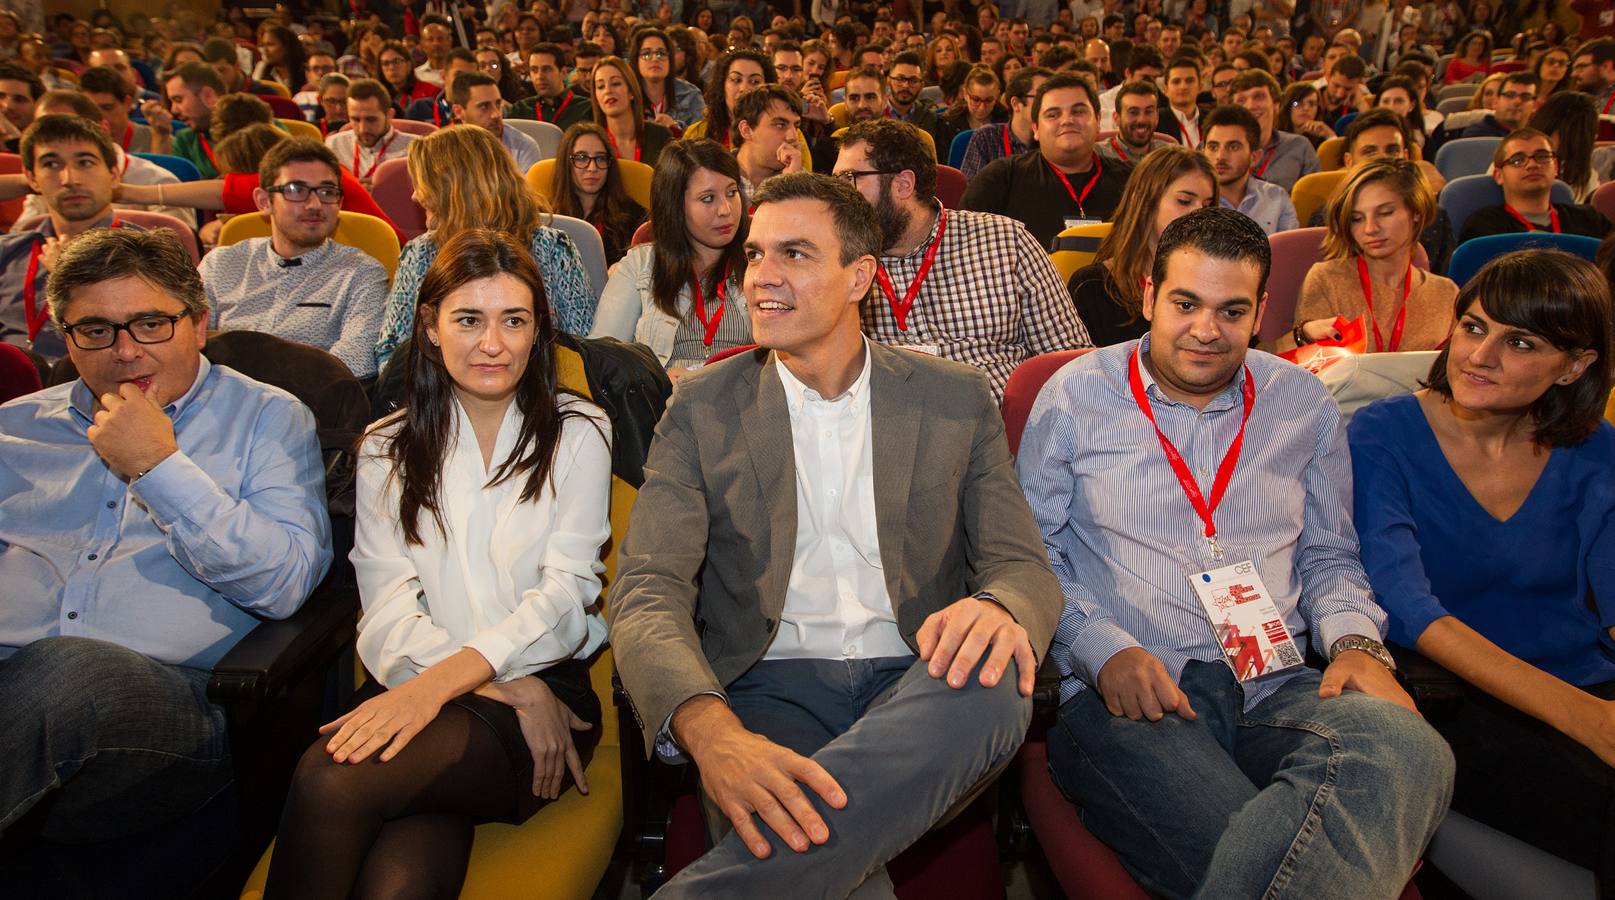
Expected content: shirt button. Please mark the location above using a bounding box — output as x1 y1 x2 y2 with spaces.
86 553 98 560
106 501 116 509
67 611 78 620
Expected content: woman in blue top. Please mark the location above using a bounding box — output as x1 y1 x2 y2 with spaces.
1349 249 1615 886
374 125 595 373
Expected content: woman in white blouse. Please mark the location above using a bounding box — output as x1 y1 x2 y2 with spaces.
264 229 612 899
589 139 751 379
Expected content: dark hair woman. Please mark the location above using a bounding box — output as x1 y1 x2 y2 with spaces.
551 122 648 264
252 25 309 93
377 38 441 115
686 47 774 148
632 26 706 131
589 139 749 377
591 54 674 164
1527 91 1600 204
1350 250 1615 892
263 227 611 900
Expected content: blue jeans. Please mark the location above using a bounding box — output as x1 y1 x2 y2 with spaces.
658 655 1030 900
0 637 232 843
1047 659 1454 900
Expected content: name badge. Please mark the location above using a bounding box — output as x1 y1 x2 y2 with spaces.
898 343 941 356
1188 560 1304 682
1064 216 1102 230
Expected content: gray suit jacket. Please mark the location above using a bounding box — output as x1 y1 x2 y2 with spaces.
608 342 1061 752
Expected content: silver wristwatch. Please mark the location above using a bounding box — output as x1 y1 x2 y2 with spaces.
1330 635 1396 672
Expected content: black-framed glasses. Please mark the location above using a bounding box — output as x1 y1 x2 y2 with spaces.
835 169 897 183
267 181 344 203
62 313 186 350
570 152 611 169
638 48 669 59
1502 150 1557 167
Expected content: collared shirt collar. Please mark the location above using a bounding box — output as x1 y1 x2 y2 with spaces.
269 237 335 267
1134 334 1248 413
69 356 213 427
776 338 874 412
881 199 945 262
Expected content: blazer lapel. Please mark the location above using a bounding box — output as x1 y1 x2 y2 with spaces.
737 353 797 619
868 344 919 602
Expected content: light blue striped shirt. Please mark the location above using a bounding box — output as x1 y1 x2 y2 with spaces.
1016 337 1385 710
0 359 333 669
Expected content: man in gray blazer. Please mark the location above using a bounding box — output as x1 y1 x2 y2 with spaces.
609 172 1062 898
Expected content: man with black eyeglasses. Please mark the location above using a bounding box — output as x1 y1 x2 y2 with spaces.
1457 129 1609 243
198 139 387 380
0 115 142 361
0 225 330 851
1460 71 1539 139
883 52 936 135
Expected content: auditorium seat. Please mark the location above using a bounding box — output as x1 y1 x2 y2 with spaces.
14 210 202 265
0 341 40 403
133 151 204 181
1260 228 1429 343
1049 222 1113 283
369 158 429 242
1591 181 1615 226
1447 233 1603 287
1433 137 1501 182
1317 137 1346 171
1438 174 1574 245
506 119 564 160
1289 170 1347 226
276 117 322 141
947 128 975 168
630 220 654 247
935 164 967 208
527 157 654 211
0 152 24 231
335 119 439 137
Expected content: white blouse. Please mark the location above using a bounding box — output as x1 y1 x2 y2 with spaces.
352 397 612 688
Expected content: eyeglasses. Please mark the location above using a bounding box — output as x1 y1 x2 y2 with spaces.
379 56 409 67
62 313 186 350
478 60 501 71
570 152 611 169
1501 150 1557 167
888 73 921 84
1497 89 1536 102
835 169 896 183
638 48 669 59
267 181 344 203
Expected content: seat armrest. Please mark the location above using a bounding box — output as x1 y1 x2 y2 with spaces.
207 574 359 707
1390 642 1466 720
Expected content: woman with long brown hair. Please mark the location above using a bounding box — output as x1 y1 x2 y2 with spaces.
264 228 610 900
1066 146 1216 346
375 126 595 369
591 55 674 165
550 122 648 264
682 47 773 149
590 139 749 376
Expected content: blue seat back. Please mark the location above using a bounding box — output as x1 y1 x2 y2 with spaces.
1447 233 1604 286
948 129 976 169
132 152 203 182
1433 136 1501 181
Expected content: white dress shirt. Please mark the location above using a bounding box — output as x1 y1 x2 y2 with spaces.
1172 106 1201 147
325 127 416 182
766 344 911 661
353 398 612 687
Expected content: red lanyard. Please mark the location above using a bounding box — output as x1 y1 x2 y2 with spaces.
540 90 573 123
607 127 642 161
650 91 666 116
432 99 444 127
690 263 730 346
119 122 133 151
198 133 218 170
1355 256 1412 353
1127 344 1255 550
1503 204 1560 234
353 131 394 181
1046 155 1103 217
1108 136 1130 162
23 220 120 340
1603 89 1615 116
874 208 948 331
1001 124 1012 157
1252 137 1278 178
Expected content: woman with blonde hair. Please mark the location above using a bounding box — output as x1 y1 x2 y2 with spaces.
374 125 594 370
1066 146 1216 346
591 54 674 164
1276 159 1458 354
1442 72 1506 134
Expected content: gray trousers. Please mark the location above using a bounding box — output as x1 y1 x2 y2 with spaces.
656 655 1030 900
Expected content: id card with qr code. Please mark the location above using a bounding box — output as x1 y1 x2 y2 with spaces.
1188 560 1304 682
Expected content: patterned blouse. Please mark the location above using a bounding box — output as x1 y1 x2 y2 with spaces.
374 225 596 372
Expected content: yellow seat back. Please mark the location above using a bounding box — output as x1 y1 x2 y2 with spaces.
1048 221 1114 283
1290 171 1348 228
218 211 401 282
277 117 322 141
1317 137 1346 171
833 124 936 160
527 158 654 211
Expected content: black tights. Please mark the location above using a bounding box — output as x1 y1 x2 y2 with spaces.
263 700 529 900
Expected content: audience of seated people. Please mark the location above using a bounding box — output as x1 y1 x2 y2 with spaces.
4 5 1615 897
198 139 388 380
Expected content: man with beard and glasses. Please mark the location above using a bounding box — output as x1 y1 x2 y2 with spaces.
197 140 387 379
883 52 936 135
833 119 1091 401
1099 82 1173 165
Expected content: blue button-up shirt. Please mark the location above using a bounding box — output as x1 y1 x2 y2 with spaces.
1016 337 1385 710
1221 177 1301 236
0 358 332 668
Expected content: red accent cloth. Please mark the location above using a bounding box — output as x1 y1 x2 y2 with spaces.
0 342 40 405
221 171 407 246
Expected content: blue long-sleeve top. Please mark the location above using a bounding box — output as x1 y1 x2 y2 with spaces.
1349 393 1615 687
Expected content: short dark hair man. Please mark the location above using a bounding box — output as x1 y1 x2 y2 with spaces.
960 73 1130 249
834 119 1091 399
1570 36 1615 111
611 171 1058 896
883 51 936 134
0 227 330 849
509 43 594 127
78 66 150 154
1097 45 1164 131
325 78 415 190
1100 81 1173 164
1228 68 1320 192
1461 71 1540 139
158 62 227 178
959 65 1051 179
1317 53 1368 129
1019 206 1454 900
734 85 806 193
198 139 388 379
840 64 887 125
406 46 476 127
451 71 542 172
1202 105 1299 236
0 61 43 150
1458 128 1609 243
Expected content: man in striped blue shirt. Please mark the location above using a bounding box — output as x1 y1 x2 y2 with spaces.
1017 207 1453 899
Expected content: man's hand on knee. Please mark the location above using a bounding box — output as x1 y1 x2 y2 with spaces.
1095 647 1197 722
917 596 1037 696
672 694 847 860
